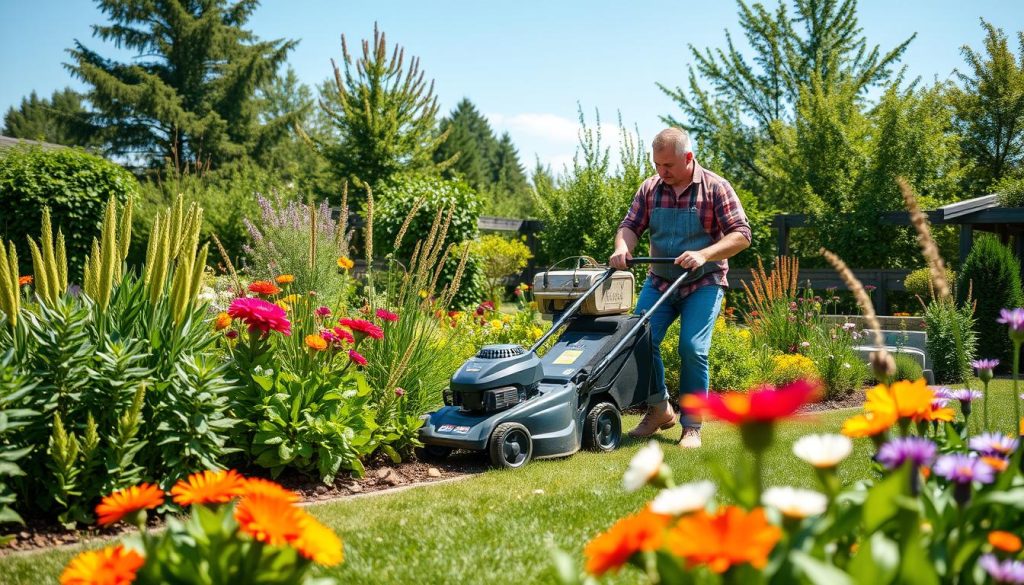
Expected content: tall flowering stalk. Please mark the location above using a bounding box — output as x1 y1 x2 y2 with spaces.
973 359 999 431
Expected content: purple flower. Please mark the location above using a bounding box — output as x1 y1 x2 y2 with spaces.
998 308 1024 343
930 386 954 399
979 554 1024 584
315 306 332 317
934 453 996 484
877 437 937 470
948 389 982 402
931 398 951 409
973 358 1000 370
969 432 1019 457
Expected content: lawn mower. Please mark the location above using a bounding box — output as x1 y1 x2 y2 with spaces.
417 257 698 469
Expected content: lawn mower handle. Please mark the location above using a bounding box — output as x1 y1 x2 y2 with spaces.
626 257 679 265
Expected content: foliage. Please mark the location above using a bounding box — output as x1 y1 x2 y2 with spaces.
994 174 1024 207
888 352 924 383
0 145 138 275
373 172 484 307
243 193 353 304
61 472 343 584
67 0 297 169
1 88 99 148
904 265 956 300
315 23 453 196
471 234 533 306
949 20 1024 191
0 349 34 543
958 234 1024 367
924 297 977 384
706 319 757 392
533 110 653 268
807 321 869 399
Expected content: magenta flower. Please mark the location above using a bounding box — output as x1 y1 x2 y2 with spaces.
395 387 405 397
228 297 292 336
979 554 1024 584
969 432 1019 457
934 453 995 485
376 308 399 322
877 437 937 471
348 349 368 366
315 306 332 318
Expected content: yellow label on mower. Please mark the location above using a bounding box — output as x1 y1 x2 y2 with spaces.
552 349 583 365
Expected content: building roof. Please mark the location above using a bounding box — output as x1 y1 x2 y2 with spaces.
0 135 67 151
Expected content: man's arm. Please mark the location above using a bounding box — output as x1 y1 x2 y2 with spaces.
610 228 639 269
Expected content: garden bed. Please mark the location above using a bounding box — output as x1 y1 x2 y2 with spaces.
0 456 485 555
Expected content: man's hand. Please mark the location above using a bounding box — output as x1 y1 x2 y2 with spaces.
609 248 633 270
675 250 706 270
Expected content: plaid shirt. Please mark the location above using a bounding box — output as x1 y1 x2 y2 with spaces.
618 160 752 298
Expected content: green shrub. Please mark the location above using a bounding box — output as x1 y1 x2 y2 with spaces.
374 173 485 308
924 298 977 384
904 266 956 301
472 234 532 306
957 234 1024 367
0 146 138 276
808 323 868 398
662 318 758 394
767 353 819 386
995 175 1024 207
887 352 925 383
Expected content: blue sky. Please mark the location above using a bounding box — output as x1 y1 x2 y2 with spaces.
1 1 1022 174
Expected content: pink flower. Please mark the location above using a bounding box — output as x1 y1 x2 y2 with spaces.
395 387 405 397
332 327 355 344
228 298 291 336
338 318 384 340
375 309 399 322
315 306 332 318
349 350 367 366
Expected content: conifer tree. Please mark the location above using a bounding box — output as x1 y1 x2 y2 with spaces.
2 88 98 147
67 0 297 169
316 23 453 193
435 98 496 190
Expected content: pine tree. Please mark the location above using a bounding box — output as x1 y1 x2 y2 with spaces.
316 23 454 193
2 88 98 147
490 132 532 216
950 20 1024 191
67 0 297 169
435 98 496 190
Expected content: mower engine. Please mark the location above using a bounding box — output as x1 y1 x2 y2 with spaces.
444 344 543 413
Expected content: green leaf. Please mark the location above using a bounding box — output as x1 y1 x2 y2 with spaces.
790 551 854 585
863 464 910 533
849 531 899 584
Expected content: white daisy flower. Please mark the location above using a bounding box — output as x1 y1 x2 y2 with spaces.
792 434 852 468
762 486 828 519
622 440 664 492
650 481 716 515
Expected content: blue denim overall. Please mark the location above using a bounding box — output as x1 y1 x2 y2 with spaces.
634 181 724 428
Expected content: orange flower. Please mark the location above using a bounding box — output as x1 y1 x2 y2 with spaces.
235 494 306 546
275 274 294 285
924 406 956 422
584 507 671 576
96 483 165 526
294 514 345 566
214 312 231 331
18 275 33 287
337 256 354 270
664 506 781 573
170 469 246 507
842 410 897 438
866 380 935 421
981 456 1010 473
60 544 144 585
989 530 1022 553
305 334 328 351
241 477 300 503
248 280 281 296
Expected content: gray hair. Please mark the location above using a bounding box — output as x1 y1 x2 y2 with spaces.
652 128 693 157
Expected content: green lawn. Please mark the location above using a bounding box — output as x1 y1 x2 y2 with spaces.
1 380 1019 585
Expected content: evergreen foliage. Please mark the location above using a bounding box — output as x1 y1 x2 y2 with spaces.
66 0 297 169
2 88 99 148
957 234 1024 367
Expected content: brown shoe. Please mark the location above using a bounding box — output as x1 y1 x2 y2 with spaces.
627 402 678 438
677 427 702 449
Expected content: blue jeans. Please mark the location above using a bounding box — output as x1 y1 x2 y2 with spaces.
634 279 724 428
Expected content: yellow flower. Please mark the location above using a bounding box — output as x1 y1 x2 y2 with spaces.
528 301 538 310
214 312 231 331
275 274 294 285
418 289 428 299
275 300 290 311
501 314 511 323
337 256 354 270
490 319 503 330
531 327 543 339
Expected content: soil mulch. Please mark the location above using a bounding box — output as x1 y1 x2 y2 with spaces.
0 453 486 556
797 390 866 413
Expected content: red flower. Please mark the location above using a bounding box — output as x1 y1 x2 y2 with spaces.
332 327 355 344
349 350 367 366
375 309 399 322
338 318 384 340
248 280 281 296
683 379 819 425
228 297 292 336
18 275 33 287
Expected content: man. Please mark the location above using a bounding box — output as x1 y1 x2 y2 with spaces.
609 128 751 448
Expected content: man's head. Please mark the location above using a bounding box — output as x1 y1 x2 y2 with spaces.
652 128 694 187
